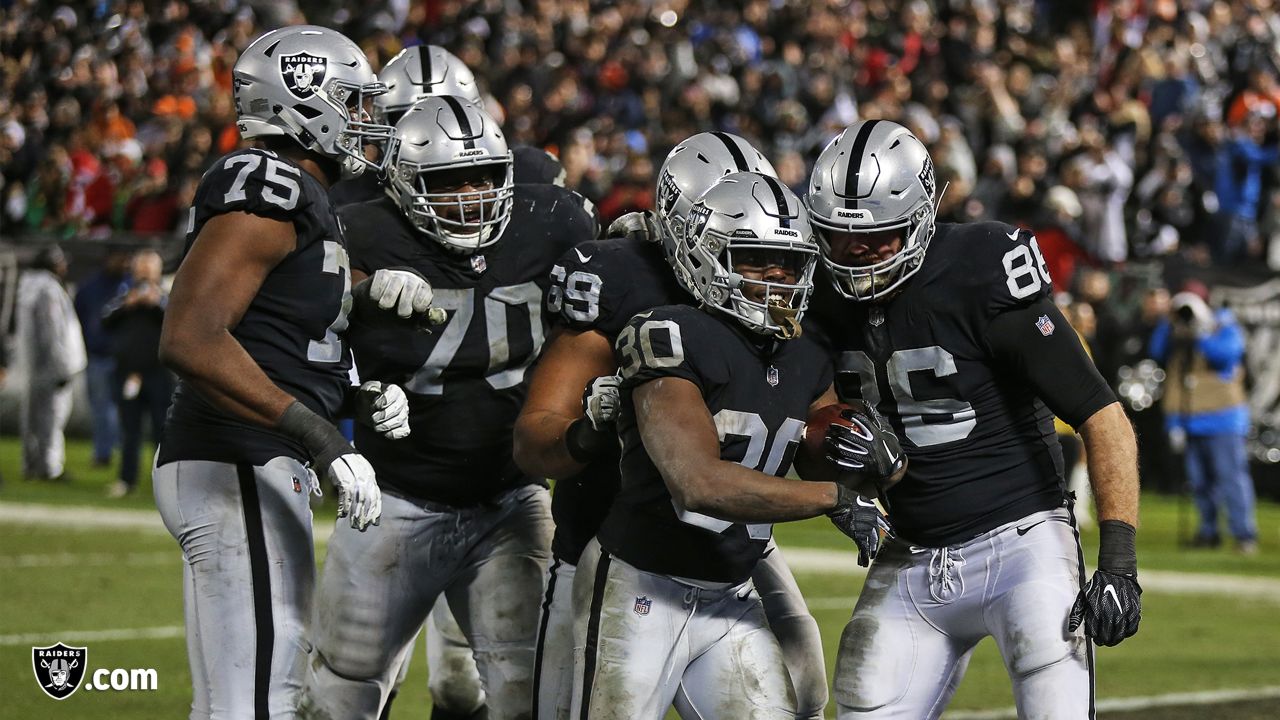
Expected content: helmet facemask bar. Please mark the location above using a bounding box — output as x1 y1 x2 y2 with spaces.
814 202 935 302
697 235 819 339
318 76 394 177
396 158 514 252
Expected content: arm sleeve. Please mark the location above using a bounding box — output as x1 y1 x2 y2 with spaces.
1198 312 1245 371
986 298 1117 429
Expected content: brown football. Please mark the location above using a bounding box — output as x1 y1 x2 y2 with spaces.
802 402 854 464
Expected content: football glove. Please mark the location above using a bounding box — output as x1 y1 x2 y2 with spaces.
824 401 906 491
325 453 383 531
828 484 893 567
360 267 446 325
607 210 659 244
582 374 622 432
1069 519 1141 646
355 381 410 440
277 401 383 531
1068 569 1142 646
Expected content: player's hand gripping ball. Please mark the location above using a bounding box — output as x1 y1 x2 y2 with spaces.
804 400 907 497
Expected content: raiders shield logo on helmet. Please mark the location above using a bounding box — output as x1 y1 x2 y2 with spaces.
281 53 328 100
32 643 87 700
685 203 713 248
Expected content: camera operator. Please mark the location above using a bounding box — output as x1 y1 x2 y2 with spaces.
1150 281 1258 554
102 249 171 498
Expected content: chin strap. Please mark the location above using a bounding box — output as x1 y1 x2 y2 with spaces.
768 297 802 339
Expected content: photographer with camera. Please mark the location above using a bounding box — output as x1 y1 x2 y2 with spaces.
102 249 171 498
1150 280 1258 554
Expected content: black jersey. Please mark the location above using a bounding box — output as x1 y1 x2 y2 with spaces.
160 148 353 466
599 305 834 584
544 235 688 563
343 184 595 505
329 171 384 207
809 221 1069 547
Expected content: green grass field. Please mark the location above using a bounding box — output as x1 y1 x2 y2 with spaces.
2 438 1279 718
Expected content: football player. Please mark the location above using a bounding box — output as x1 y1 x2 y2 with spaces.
153 25 406 719
570 172 902 720
805 120 1141 719
514 132 832 719
330 45 481 206
298 96 596 720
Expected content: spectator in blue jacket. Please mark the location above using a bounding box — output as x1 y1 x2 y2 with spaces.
1213 113 1280 264
1151 281 1258 554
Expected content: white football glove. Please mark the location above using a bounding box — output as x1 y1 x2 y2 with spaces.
607 210 659 244
367 268 438 322
582 374 622 432
325 453 382 531
356 381 410 439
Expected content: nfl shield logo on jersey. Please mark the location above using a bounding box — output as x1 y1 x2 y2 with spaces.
281 53 328 100
32 643 87 700
633 596 652 616
1036 314 1055 337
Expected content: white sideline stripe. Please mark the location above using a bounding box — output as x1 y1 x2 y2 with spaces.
0 502 167 533
780 546 1280 602
944 685 1280 719
0 626 184 646
0 501 341 541
0 551 175 569
2 502 1277 600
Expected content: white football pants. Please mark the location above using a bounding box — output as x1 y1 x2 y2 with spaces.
834 507 1093 719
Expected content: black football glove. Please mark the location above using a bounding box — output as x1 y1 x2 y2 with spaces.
828 484 894 567
824 401 906 491
1069 520 1142 646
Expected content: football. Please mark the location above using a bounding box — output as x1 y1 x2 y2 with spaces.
802 402 856 463
803 401 903 498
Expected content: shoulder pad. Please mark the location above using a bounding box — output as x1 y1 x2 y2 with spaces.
616 305 713 389
944 221 1054 314
196 149 312 222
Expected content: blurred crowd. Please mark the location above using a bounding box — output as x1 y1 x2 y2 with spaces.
3 0 1280 271
2 1 1279 521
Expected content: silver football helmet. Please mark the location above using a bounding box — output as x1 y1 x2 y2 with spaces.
675 172 818 339
387 96 514 253
656 132 777 288
375 45 481 125
806 120 937 301
233 25 393 179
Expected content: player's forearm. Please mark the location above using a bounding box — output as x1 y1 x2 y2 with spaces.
513 409 587 479
1078 402 1140 527
670 462 839 523
159 326 295 428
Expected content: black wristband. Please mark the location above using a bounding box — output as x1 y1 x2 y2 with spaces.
565 417 614 464
277 401 352 470
1098 519 1138 576
826 483 855 516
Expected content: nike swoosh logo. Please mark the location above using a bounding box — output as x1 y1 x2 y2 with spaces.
574 247 593 263
1103 584 1123 612
337 59 360 67
1016 520 1046 536
856 496 877 508
1006 230 1019 242
882 439 899 464
909 546 929 554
